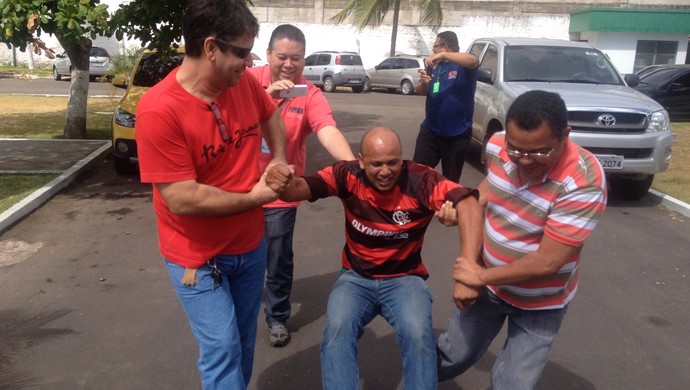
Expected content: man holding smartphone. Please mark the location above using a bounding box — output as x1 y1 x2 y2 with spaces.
247 24 354 347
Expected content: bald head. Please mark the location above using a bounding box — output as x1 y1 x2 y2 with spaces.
358 127 403 192
360 127 402 158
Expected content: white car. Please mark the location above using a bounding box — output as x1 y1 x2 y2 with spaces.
364 55 425 95
251 53 267 67
52 46 113 81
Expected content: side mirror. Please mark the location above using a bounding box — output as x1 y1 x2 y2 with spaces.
477 68 493 84
111 75 128 89
624 73 640 88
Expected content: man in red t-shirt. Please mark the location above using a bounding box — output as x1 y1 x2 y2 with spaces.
248 24 354 347
277 127 483 389
135 1 292 388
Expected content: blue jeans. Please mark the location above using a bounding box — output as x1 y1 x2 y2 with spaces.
437 287 568 390
165 241 267 390
321 270 436 390
263 207 297 327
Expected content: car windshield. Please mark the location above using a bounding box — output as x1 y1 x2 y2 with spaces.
90 47 109 57
133 53 185 87
504 45 622 85
638 68 681 86
338 54 362 66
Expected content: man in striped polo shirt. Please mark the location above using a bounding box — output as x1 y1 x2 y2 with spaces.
279 126 483 390
437 90 607 389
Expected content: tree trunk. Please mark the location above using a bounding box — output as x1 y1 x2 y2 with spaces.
57 37 92 139
390 0 401 57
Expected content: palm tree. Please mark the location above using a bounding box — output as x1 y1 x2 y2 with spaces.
331 0 442 57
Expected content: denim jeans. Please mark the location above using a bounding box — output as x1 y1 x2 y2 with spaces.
263 207 297 327
321 270 436 390
165 240 267 390
437 287 568 390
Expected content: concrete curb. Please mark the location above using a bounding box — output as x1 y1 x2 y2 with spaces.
648 189 690 218
0 141 111 235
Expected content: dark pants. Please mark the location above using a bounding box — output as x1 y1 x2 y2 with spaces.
263 207 297 327
413 126 472 183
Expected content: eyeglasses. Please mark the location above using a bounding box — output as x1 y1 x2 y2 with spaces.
505 146 556 162
208 102 230 143
432 43 447 49
213 37 253 59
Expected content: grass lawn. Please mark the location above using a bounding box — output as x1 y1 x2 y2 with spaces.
0 95 118 213
652 121 690 203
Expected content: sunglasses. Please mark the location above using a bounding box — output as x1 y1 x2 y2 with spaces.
432 43 447 49
208 102 230 143
214 37 253 59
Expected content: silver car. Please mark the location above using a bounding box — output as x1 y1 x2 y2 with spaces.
364 55 425 95
302 51 366 93
52 46 113 81
469 37 674 199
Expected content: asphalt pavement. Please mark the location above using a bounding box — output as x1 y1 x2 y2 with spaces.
2 89 690 389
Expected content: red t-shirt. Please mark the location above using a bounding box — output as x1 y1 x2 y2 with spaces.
248 65 337 208
136 68 276 268
305 160 477 279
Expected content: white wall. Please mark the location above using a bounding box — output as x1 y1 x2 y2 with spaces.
581 31 689 74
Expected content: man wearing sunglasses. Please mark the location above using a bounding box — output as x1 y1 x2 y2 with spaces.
135 0 292 389
436 90 607 389
414 31 478 183
248 24 355 348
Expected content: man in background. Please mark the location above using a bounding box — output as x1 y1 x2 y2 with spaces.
248 24 354 347
414 30 478 183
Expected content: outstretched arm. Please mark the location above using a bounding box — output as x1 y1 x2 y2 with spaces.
279 176 314 202
316 125 355 161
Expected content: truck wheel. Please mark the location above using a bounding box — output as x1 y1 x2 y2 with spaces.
608 174 654 200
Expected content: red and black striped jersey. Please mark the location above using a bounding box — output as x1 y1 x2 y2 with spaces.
304 160 477 279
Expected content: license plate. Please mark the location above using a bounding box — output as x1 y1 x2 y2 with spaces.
596 154 624 170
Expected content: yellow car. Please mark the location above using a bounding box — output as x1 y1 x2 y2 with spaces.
110 48 185 175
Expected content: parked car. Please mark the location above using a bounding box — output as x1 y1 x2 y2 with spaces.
302 51 366 93
251 52 267 67
633 64 690 122
52 46 113 81
364 55 425 95
468 37 674 199
110 49 185 175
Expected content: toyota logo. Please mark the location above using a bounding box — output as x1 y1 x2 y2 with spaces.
597 114 616 127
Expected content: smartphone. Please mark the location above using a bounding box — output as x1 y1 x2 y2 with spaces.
279 84 308 98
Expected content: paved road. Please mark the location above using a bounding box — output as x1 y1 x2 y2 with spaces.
0 77 123 97
1 90 689 389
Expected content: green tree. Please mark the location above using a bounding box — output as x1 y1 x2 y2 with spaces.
0 0 109 139
331 0 442 57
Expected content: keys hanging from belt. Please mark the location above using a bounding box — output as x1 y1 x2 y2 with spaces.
207 259 223 290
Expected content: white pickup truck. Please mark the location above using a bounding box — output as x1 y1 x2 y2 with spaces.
468 37 674 199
